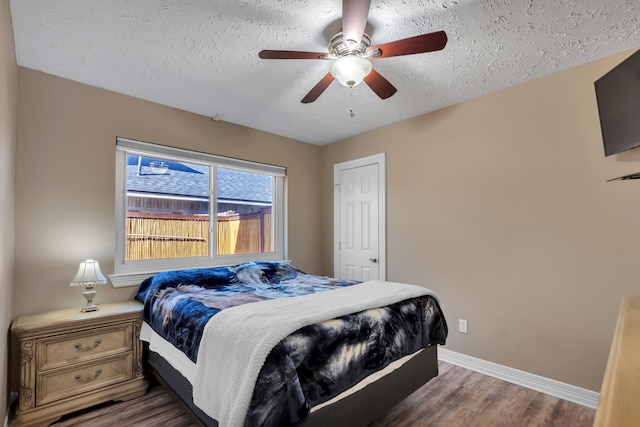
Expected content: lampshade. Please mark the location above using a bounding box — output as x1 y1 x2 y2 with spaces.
70 259 107 287
330 55 373 87
70 259 107 312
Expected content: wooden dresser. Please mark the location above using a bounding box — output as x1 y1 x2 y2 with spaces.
593 295 640 427
10 301 148 427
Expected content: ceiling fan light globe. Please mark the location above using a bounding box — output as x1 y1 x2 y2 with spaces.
330 55 373 87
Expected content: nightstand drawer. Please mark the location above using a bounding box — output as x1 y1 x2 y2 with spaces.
37 324 133 371
36 353 134 406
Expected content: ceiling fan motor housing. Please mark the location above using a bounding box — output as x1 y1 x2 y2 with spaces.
328 32 372 56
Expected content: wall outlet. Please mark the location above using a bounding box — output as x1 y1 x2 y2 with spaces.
458 319 468 334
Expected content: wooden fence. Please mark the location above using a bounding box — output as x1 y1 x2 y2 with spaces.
126 208 271 260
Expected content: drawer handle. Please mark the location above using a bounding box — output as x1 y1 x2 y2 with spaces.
75 369 102 383
74 338 102 352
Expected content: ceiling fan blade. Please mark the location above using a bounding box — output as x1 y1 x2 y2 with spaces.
367 30 448 58
342 0 371 48
363 69 397 99
301 73 335 103
259 50 328 60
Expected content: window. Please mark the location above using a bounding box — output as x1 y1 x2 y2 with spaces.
112 138 286 286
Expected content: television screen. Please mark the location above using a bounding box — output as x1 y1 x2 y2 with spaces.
594 49 640 157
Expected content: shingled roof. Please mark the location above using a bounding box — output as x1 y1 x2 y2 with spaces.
126 156 272 204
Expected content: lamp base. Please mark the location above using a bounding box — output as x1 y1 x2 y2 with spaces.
81 287 99 312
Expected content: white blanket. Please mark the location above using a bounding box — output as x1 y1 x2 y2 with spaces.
192 279 437 427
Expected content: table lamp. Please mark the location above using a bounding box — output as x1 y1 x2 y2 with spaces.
70 259 107 312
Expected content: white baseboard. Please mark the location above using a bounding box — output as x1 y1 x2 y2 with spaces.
438 348 599 409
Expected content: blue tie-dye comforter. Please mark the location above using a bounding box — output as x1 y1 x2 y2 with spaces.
135 262 448 426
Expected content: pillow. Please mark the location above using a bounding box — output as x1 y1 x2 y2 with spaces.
135 266 238 302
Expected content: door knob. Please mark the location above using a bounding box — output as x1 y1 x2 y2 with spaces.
369 257 378 263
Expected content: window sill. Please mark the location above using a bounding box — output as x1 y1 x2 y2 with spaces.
109 272 157 288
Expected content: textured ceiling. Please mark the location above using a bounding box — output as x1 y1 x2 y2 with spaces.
9 0 640 145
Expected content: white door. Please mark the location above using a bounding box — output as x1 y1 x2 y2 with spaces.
334 154 386 281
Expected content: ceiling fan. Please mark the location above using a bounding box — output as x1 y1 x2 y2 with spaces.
258 0 448 103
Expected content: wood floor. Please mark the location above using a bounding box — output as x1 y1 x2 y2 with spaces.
369 362 594 427
50 361 595 427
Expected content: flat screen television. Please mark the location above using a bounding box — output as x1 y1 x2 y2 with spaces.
594 49 640 157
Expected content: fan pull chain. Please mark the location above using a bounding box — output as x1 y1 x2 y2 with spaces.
349 87 355 118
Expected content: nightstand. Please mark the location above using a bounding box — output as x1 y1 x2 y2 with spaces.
10 301 149 427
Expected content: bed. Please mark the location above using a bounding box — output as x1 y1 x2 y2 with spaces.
135 261 448 427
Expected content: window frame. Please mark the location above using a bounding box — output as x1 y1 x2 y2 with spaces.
111 138 287 287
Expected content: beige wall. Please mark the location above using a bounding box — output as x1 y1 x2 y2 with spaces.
0 0 16 419
322 48 640 392
13 68 324 317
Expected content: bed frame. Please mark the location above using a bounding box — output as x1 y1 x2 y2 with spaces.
147 345 440 426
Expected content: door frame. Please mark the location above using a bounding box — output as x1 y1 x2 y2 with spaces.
333 153 386 280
